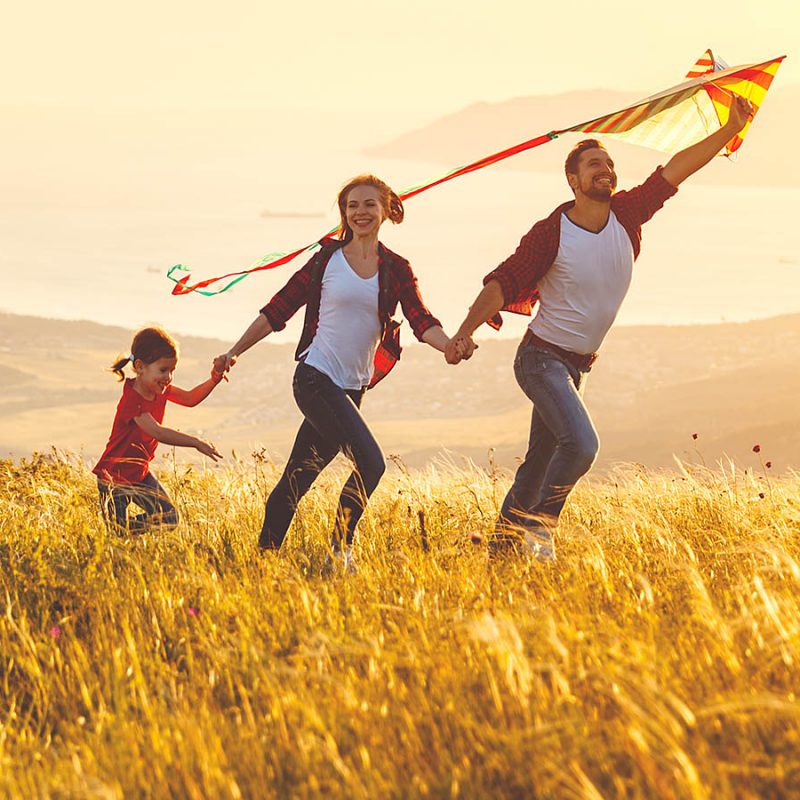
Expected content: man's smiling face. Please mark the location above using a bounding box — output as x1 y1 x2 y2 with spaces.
568 147 618 201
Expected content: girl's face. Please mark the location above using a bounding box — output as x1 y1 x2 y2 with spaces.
135 356 178 397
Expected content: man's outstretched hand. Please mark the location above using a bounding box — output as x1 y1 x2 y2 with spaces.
726 95 754 134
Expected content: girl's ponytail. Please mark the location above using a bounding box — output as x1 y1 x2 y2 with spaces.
110 354 134 381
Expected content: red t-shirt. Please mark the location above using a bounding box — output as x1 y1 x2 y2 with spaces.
93 378 171 484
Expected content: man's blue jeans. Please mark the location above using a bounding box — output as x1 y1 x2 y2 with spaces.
498 340 599 540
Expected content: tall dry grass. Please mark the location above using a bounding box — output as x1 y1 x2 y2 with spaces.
1 450 799 799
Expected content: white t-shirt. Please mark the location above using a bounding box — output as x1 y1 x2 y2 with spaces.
302 249 382 389
530 210 634 355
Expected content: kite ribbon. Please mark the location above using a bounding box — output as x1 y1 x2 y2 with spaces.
168 132 556 296
168 53 784 297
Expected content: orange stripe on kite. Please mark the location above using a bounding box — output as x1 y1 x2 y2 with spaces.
685 48 715 78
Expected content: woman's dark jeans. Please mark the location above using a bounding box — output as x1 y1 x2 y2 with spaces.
498 341 599 540
260 362 386 550
98 472 179 533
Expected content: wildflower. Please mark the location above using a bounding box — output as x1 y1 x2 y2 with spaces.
766 461 772 469
753 444 761 453
758 492 765 500
49 626 61 641
187 607 199 617
692 433 698 440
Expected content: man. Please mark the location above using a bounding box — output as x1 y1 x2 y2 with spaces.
446 95 753 561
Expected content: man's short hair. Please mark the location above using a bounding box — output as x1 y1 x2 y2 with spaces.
564 139 607 176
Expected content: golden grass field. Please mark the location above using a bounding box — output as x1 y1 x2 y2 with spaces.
2 451 799 799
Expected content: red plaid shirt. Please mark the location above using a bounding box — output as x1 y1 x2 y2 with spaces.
484 168 678 328
260 238 441 388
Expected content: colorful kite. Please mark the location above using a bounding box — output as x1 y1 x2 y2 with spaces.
168 50 784 297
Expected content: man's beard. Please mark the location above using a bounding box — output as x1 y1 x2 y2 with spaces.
582 175 617 201
583 185 614 201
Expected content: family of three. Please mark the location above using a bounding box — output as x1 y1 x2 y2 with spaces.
93 96 753 565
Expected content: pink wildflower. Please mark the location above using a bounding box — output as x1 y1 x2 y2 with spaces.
753 444 761 453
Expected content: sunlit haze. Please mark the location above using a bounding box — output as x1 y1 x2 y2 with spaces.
3 0 799 341
6 0 798 120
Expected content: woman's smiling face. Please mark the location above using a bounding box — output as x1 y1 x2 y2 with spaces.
345 185 385 238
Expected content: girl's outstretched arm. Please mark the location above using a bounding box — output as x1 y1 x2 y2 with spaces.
134 412 223 461
168 369 225 407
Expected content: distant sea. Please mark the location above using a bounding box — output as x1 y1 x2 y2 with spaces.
4 145 799 344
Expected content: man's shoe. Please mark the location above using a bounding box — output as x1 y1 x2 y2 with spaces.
487 531 518 560
523 530 556 563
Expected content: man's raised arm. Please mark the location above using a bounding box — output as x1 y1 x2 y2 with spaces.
661 95 754 187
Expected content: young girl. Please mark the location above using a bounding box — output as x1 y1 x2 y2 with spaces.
93 326 224 533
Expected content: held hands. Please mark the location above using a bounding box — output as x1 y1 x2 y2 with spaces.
726 95 754 134
445 333 478 365
213 351 237 378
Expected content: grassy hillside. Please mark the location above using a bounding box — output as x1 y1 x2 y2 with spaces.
2 312 800 474
2 452 799 798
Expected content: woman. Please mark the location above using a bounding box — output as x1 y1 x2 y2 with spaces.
214 175 453 568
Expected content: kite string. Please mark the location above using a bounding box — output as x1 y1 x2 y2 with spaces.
169 132 558 295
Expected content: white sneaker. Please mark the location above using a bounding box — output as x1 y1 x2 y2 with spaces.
323 544 357 575
523 531 556 563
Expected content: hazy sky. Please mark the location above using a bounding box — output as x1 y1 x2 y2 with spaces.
4 0 798 343
5 0 797 125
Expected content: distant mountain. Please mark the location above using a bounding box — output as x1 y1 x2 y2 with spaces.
1 312 798 474
365 86 798 187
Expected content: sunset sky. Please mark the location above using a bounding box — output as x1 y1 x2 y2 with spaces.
6 0 797 123
3 0 798 342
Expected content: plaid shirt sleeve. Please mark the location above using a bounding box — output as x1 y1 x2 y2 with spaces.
612 167 678 228
392 259 442 341
259 252 317 331
482 212 561 318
